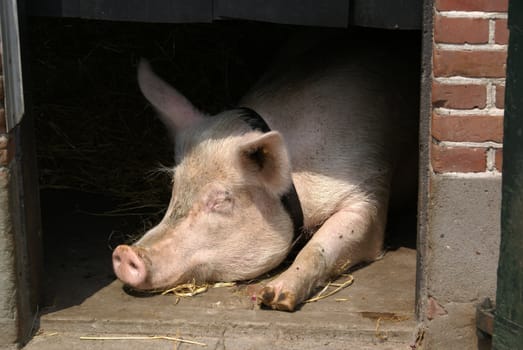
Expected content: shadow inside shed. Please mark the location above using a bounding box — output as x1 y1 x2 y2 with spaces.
28 17 420 346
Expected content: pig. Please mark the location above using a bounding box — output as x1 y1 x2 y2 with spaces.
112 37 419 311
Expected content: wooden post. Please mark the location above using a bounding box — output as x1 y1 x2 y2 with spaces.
493 0 523 348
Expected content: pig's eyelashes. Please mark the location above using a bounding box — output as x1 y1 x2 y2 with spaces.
208 196 233 214
203 190 234 214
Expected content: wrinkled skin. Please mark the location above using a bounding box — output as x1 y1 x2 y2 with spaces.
112 37 419 311
113 124 295 290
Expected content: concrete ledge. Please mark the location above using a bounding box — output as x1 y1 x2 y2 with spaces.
424 302 481 350
421 173 501 348
25 331 413 350
427 173 501 303
29 248 418 349
0 318 17 348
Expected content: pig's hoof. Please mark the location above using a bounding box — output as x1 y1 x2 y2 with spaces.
259 286 297 311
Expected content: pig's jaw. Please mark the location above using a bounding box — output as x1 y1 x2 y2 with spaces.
114 237 292 292
113 246 232 291
140 238 291 291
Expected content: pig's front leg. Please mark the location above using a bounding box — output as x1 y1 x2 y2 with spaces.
259 200 387 311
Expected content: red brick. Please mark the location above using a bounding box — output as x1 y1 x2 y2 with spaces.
433 49 507 78
496 84 505 108
432 82 486 109
431 143 487 173
495 148 503 171
495 19 509 45
432 114 503 143
434 16 489 44
436 0 508 12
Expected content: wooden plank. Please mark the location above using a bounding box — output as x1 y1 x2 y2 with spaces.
213 0 349 28
493 0 523 348
27 0 213 23
350 0 422 29
26 0 423 29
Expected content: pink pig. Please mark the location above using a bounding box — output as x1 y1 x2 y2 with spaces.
112 39 418 311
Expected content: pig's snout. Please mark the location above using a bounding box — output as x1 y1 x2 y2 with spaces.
112 245 148 288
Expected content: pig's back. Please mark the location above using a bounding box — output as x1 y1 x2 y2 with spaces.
239 42 418 227
241 43 415 179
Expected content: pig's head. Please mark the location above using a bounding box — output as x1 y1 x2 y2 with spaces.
112 61 295 291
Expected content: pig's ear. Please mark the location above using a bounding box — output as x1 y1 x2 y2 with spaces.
138 59 204 130
239 131 292 196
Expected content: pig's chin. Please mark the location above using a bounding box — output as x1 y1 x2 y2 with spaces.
125 275 187 293
131 265 215 292
143 264 272 292
211 252 290 283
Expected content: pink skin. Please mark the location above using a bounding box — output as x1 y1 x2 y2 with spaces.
258 201 387 310
113 168 294 291
113 48 417 311
112 198 292 291
111 66 299 293
112 246 148 288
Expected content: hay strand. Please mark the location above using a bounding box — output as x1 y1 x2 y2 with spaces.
161 280 236 297
373 313 411 341
304 274 354 303
161 283 209 297
79 335 207 346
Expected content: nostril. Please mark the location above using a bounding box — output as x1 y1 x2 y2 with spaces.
112 244 148 288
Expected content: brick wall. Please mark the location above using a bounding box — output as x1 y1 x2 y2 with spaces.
421 1 508 347
431 0 508 173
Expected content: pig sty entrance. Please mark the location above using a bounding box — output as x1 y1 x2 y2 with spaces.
30 18 420 348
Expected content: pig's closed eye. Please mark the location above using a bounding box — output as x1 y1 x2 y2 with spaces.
206 191 234 214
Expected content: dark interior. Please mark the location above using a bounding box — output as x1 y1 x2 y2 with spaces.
27 18 420 313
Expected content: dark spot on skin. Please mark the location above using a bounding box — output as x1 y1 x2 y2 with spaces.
339 234 343 239
351 230 354 234
275 292 296 311
296 267 300 270
277 292 288 303
262 288 275 304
